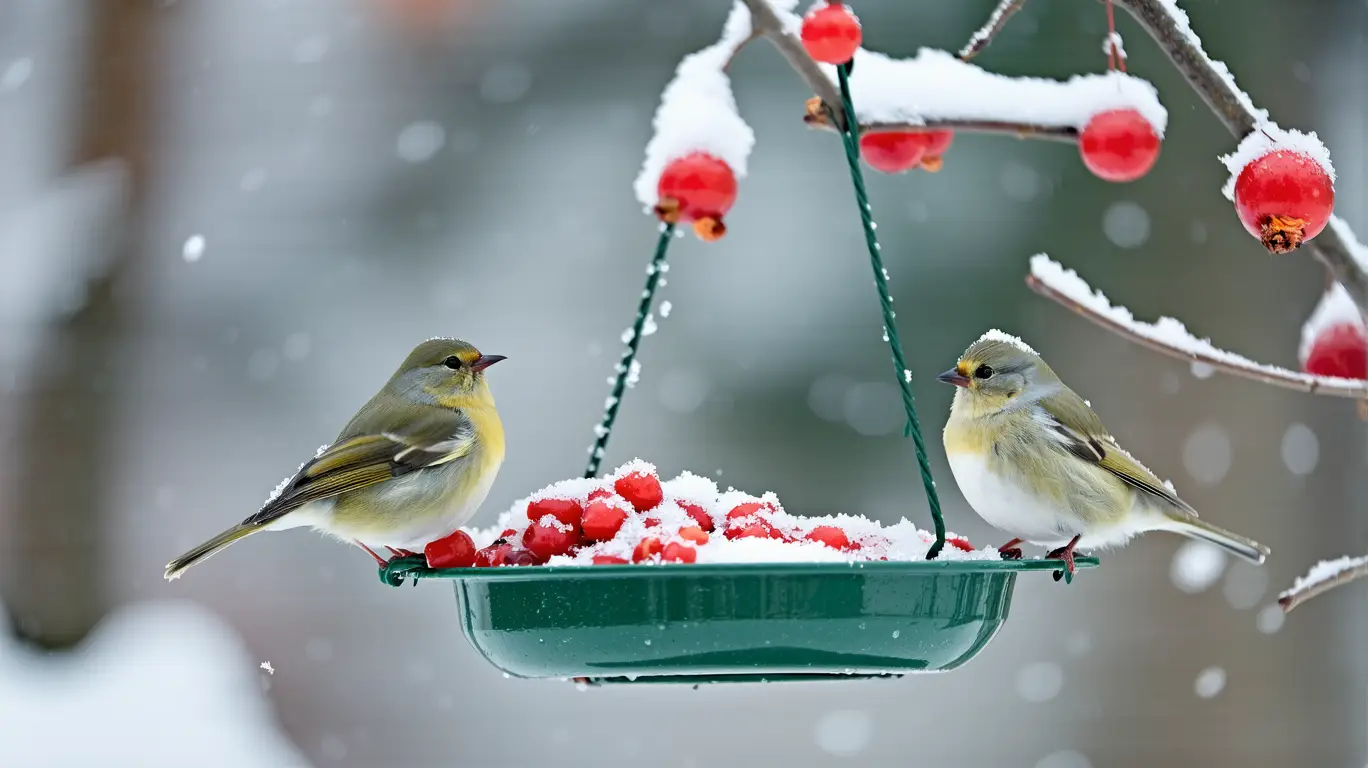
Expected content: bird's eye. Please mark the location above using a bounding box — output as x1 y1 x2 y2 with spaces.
443 355 463 369
974 364 994 379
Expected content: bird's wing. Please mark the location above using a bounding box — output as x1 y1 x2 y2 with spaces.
242 408 476 527
1036 396 1195 514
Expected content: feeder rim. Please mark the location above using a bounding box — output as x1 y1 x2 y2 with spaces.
381 554 1100 586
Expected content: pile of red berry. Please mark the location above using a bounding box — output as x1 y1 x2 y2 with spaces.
421 461 978 569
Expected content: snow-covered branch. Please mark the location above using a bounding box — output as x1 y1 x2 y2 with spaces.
1278 555 1368 613
1109 0 1368 318
959 0 1027 61
1026 255 1368 399
736 0 847 130
802 47 1163 144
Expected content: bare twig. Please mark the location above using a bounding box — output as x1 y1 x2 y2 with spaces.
804 112 1077 143
1026 272 1368 399
959 0 1027 61
1278 555 1368 613
1113 0 1368 319
738 0 846 131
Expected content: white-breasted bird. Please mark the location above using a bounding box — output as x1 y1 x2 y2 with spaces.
939 330 1269 574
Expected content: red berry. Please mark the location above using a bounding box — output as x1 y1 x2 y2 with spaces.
805 525 850 550
591 555 630 565
474 542 512 567
726 501 771 522
800 3 862 65
633 537 664 563
859 132 927 174
644 517 661 528
656 153 737 227
581 500 629 541
1233 150 1335 254
424 530 477 568
522 520 581 562
680 502 714 532
527 498 584 531
918 130 954 172
678 526 710 545
922 129 954 157
1303 322 1368 379
587 488 615 502
661 542 697 563
614 472 664 512
1079 109 1161 182
725 521 784 541
948 536 974 552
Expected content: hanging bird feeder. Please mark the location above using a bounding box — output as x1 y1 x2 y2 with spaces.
379 0 1112 684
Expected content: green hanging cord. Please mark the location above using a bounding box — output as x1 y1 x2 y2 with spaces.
832 63 946 559
584 223 676 478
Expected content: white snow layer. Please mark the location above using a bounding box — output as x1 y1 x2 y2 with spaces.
831 48 1166 135
973 328 1038 357
1029 254 1367 388
632 1 783 208
467 460 998 565
0 601 309 767
1299 281 1363 365
1219 124 1336 200
1280 554 1368 599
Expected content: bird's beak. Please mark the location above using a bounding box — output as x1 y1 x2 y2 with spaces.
470 354 507 372
936 368 970 388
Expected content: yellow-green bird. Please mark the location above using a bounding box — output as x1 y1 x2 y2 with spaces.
165 338 506 580
939 330 1269 574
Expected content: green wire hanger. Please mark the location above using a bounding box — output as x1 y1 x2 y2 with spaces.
585 62 947 559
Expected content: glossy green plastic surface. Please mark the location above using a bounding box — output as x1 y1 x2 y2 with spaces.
408 558 1097 683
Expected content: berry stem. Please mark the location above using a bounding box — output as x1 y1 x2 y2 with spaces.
1105 0 1125 73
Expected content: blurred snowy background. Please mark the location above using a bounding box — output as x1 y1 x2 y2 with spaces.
1 0 1365 766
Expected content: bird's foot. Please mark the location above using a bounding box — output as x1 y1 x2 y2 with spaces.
997 538 1024 561
1044 535 1081 582
386 547 420 559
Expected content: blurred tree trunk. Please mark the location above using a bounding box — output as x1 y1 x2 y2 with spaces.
1 0 157 648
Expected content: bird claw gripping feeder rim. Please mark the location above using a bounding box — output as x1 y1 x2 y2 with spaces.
383 39 1099 687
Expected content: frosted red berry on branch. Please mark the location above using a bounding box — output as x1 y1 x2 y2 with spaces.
800 3 861 65
655 152 737 240
1079 109 1161 182
1302 323 1367 380
918 130 954 172
1233 150 1335 254
859 131 926 174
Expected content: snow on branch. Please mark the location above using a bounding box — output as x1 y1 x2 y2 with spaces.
959 0 1027 61
804 48 1165 141
1026 255 1368 399
633 1 764 210
1278 554 1368 613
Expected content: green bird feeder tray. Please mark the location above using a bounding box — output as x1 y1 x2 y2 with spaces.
381 557 1096 683
381 59 1099 684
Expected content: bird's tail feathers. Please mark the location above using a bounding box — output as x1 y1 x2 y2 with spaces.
164 524 261 581
1164 515 1269 565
